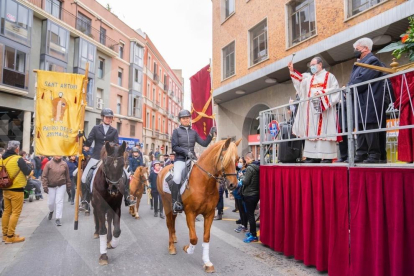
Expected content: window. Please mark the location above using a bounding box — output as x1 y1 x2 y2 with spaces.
96 118 102 125
222 41 235 79
2 0 32 45
249 19 268 66
86 78 94 107
134 44 143 67
100 27 106 45
117 122 121 133
130 124 136 137
153 88 156 101
132 97 141 118
2 45 28 89
96 88 103 109
347 0 385 18
119 42 124 59
146 112 150 128
46 61 65 72
45 0 62 19
98 58 104 78
288 0 316 46
225 0 235 18
76 12 91 35
118 68 123 86
148 56 151 70
47 21 69 61
134 69 142 83
117 95 122 114
76 38 96 73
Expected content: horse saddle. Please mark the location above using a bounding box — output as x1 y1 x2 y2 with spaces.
163 160 194 195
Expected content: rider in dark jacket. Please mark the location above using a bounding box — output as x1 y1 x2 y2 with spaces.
169 109 216 213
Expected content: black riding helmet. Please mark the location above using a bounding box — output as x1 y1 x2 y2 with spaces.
178 109 191 119
101 108 114 117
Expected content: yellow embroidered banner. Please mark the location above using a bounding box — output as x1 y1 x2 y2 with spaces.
35 71 86 156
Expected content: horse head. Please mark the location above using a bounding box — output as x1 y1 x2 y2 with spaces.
102 141 126 194
214 138 242 191
130 166 149 196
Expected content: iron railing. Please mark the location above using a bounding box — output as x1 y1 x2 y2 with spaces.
27 0 119 53
259 68 414 166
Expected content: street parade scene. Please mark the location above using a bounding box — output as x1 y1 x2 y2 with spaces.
0 0 414 275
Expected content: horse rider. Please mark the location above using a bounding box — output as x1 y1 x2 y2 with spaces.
81 108 136 212
169 109 217 213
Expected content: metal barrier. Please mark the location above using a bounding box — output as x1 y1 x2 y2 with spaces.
259 68 414 166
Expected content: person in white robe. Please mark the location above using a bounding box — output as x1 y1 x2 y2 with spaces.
288 57 340 163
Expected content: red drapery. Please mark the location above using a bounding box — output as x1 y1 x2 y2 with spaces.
350 167 414 276
260 166 349 275
190 65 214 140
390 72 414 163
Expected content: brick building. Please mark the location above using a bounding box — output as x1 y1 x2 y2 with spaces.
212 0 412 157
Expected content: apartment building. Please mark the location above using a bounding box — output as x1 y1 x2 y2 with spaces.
212 0 412 156
0 0 182 153
143 36 184 155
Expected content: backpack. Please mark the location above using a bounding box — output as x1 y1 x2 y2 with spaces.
0 156 21 189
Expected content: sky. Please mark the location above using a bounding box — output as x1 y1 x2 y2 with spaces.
97 0 213 111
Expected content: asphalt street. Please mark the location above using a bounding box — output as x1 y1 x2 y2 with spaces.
1 193 323 276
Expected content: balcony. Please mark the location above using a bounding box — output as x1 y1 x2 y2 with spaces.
154 130 160 139
164 84 169 91
155 101 161 110
153 73 159 84
27 0 119 54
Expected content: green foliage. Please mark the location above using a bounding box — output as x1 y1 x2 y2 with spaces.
379 16 414 61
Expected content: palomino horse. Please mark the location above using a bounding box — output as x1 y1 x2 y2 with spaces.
157 138 241 272
92 141 127 265
129 166 150 219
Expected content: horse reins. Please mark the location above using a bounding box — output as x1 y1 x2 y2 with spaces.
102 156 125 186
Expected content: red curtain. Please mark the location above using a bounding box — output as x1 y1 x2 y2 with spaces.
260 166 349 275
350 168 414 276
190 65 213 140
390 72 414 163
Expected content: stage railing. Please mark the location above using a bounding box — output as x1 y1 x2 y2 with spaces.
259 68 414 166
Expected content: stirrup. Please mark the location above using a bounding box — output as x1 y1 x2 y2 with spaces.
173 201 183 213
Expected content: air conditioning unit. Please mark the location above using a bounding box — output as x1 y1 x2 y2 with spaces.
96 98 104 110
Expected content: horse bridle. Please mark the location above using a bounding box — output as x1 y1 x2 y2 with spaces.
102 155 125 188
130 173 148 186
193 146 237 183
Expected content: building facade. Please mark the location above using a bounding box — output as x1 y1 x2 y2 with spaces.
212 0 412 157
0 0 182 154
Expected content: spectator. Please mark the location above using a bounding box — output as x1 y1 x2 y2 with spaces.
33 155 42 179
163 154 170 165
154 147 161 160
66 156 78 205
40 156 49 173
149 161 164 219
41 156 71 226
2 141 32 244
234 158 248 233
348 37 389 163
0 147 4 159
214 182 225 221
242 153 260 243
288 57 340 163
128 147 144 173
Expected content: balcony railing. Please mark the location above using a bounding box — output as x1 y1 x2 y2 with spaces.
153 73 159 84
27 0 119 53
164 84 169 91
155 101 161 109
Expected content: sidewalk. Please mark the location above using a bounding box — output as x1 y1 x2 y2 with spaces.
0 195 49 274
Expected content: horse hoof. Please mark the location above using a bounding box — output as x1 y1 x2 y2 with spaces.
135 215 140 220
204 265 215 273
183 245 189 253
93 233 99 239
169 248 177 255
107 242 114 249
99 254 108 266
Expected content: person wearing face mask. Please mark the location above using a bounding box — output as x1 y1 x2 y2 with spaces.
348 37 390 163
170 109 216 214
288 57 340 163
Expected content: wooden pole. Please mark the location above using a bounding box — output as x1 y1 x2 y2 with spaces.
74 63 89 230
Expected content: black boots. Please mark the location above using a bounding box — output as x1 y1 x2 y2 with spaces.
171 183 183 213
124 180 136 207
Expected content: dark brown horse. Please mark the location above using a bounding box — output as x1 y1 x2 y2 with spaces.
92 141 127 265
129 166 150 219
157 138 241 272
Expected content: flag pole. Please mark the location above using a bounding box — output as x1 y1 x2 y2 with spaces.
209 59 217 141
74 63 89 230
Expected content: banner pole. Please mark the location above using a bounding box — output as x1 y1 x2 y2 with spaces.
74 63 89 230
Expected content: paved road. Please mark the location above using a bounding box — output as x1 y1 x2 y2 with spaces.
1 193 322 276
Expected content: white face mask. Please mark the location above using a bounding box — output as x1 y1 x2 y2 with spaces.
237 163 243 169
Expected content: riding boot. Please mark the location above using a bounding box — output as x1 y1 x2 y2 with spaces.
171 183 183 213
79 182 89 212
124 180 136 207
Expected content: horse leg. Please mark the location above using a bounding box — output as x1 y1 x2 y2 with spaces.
93 207 99 239
183 212 197 254
202 210 215 273
107 210 113 249
98 209 109 265
109 206 121 249
135 193 142 219
166 212 176 255
172 214 178 243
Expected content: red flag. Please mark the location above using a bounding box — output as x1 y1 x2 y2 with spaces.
190 65 214 139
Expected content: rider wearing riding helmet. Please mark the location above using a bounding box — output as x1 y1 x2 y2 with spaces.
169 109 217 213
82 108 136 210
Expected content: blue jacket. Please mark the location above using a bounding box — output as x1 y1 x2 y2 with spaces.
149 170 159 190
128 154 143 173
66 160 78 180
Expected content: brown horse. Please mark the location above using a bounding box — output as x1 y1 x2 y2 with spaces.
157 138 241 273
92 141 127 265
129 166 150 219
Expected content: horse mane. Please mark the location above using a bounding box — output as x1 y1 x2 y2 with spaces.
100 144 108 160
199 140 238 170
